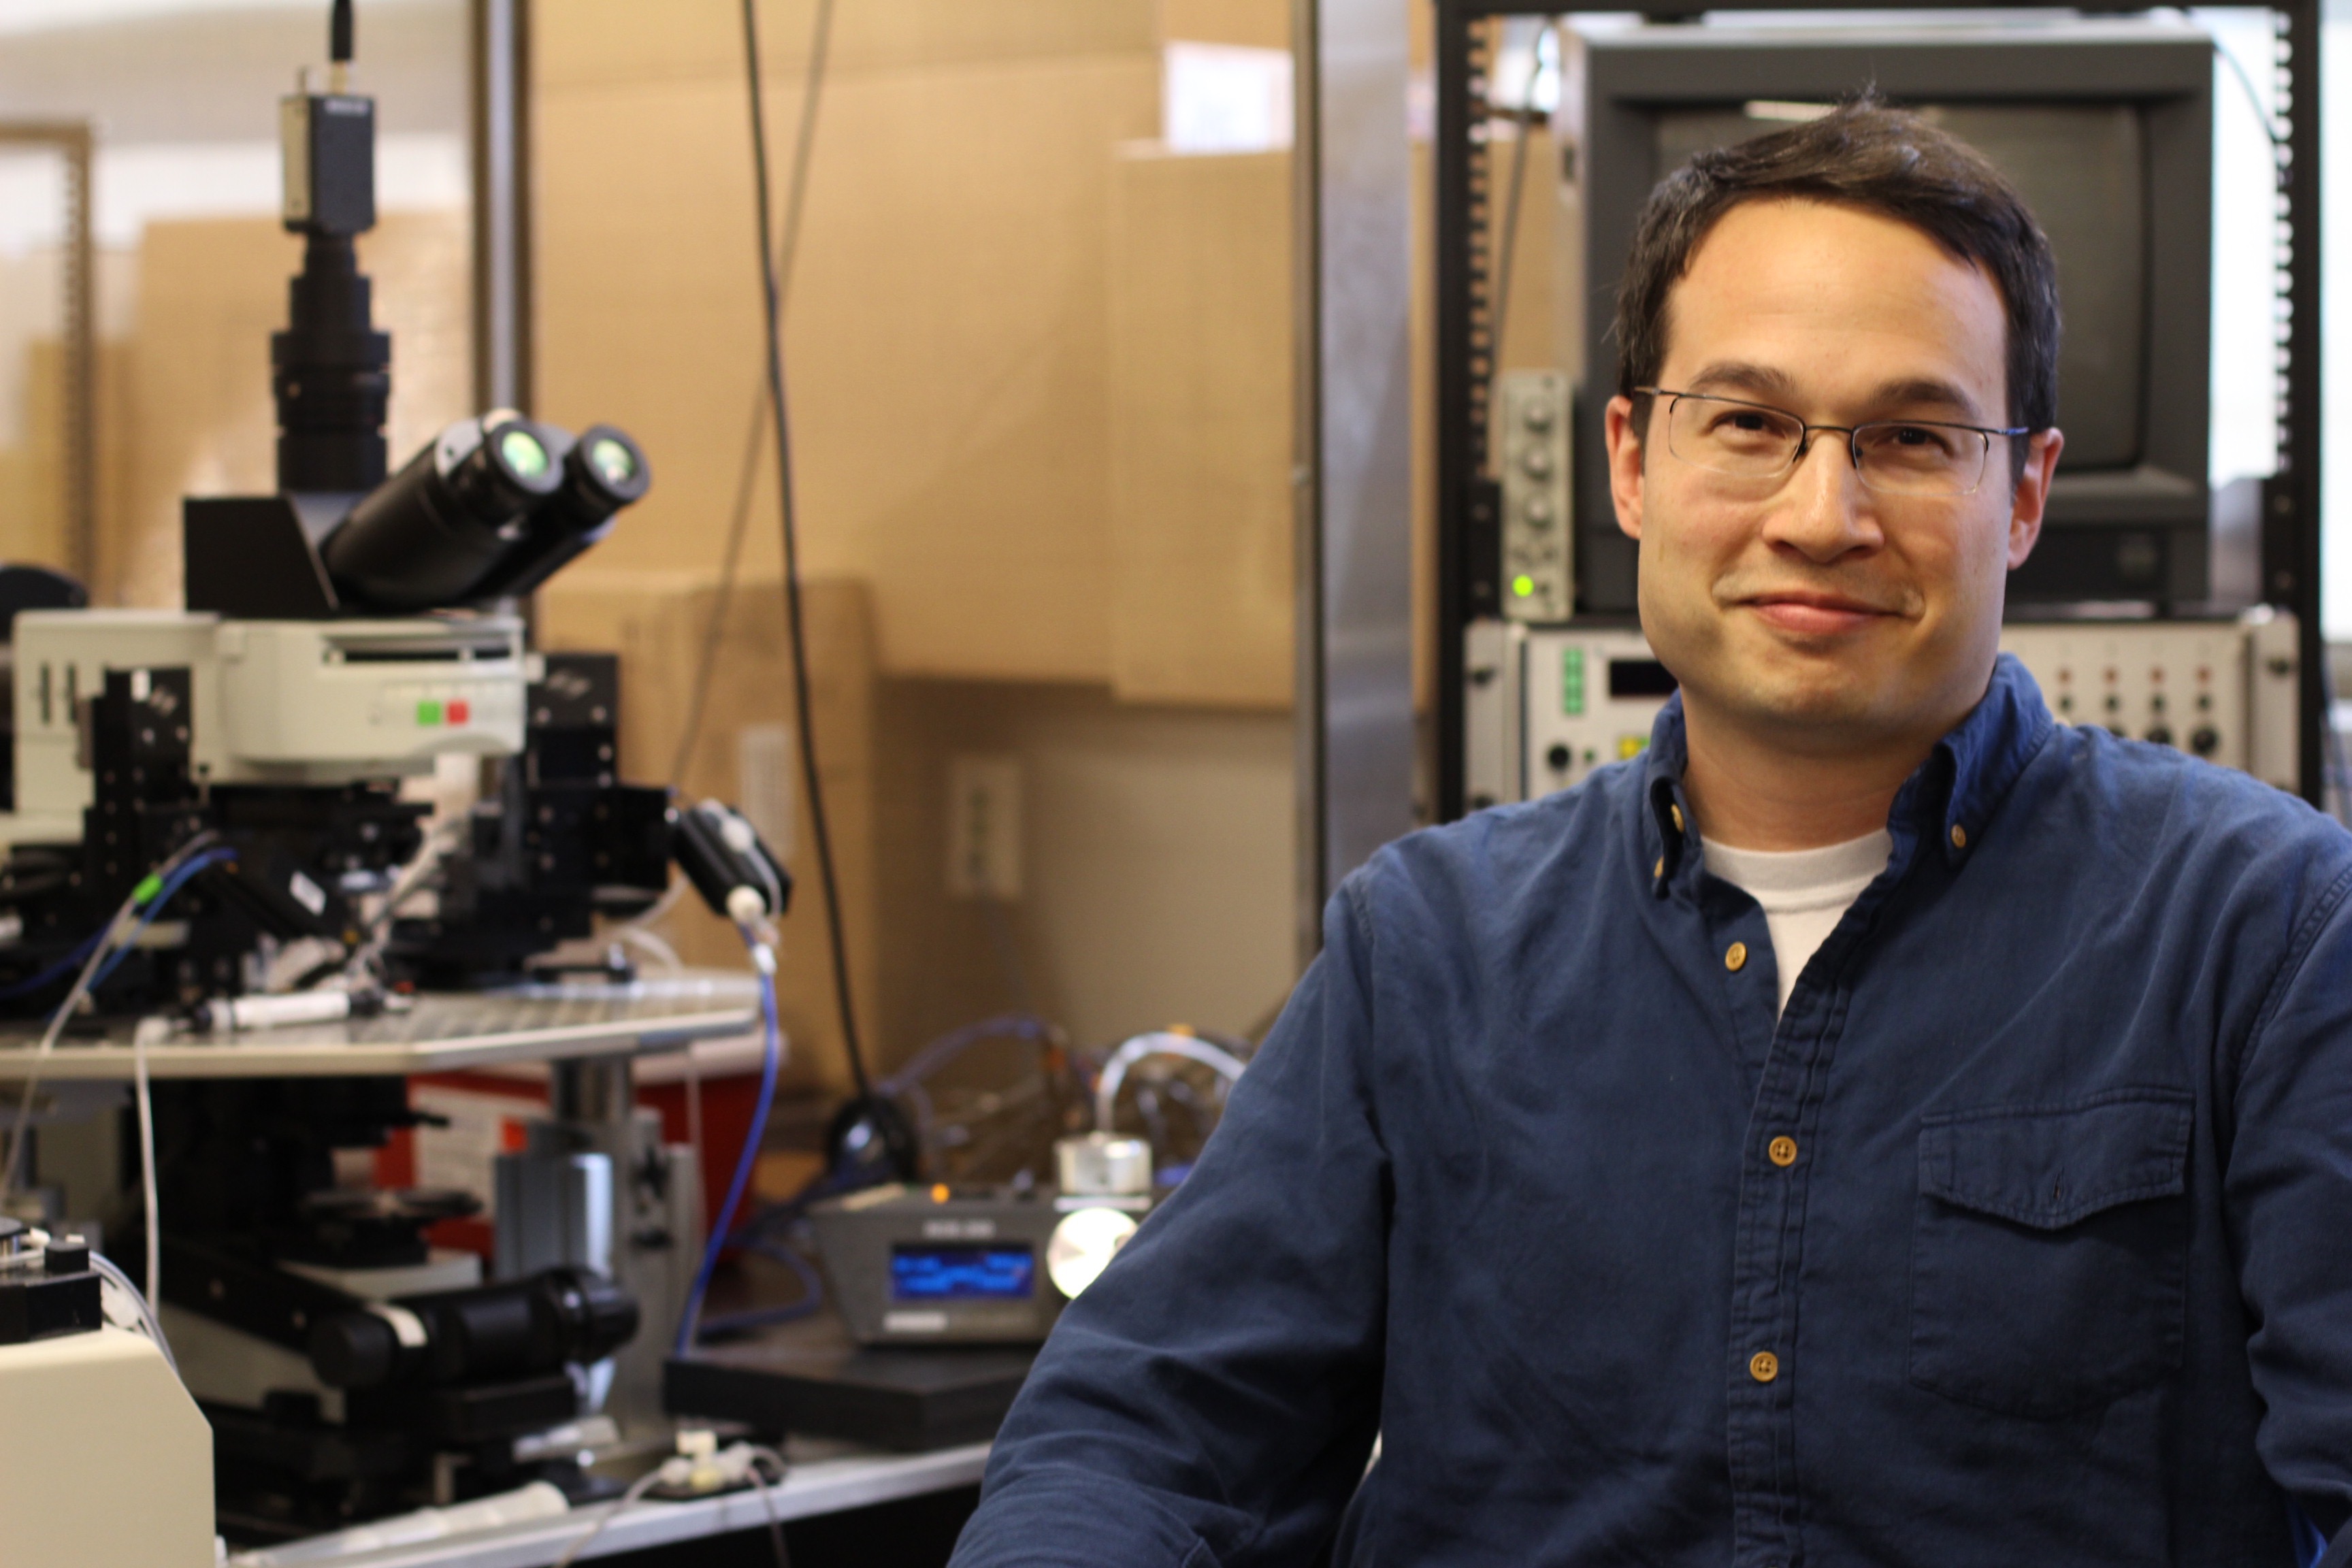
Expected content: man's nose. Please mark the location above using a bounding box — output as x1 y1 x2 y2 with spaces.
1763 433 1882 561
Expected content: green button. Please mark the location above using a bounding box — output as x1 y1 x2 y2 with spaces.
1563 647 1585 716
416 700 443 725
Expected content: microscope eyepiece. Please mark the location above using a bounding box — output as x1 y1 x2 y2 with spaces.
318 414 562 611
465 423 653 601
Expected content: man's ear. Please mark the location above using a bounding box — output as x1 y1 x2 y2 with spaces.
1605 394 1646 541
2006 427 2064 570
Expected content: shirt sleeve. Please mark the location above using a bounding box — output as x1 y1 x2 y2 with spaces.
2224 855 2352 1563
949 878 1392 1568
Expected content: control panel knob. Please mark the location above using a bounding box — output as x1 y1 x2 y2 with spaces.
1520 447 1553 480
1522 399 1555 431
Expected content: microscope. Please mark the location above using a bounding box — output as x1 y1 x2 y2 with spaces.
0 1 789 1540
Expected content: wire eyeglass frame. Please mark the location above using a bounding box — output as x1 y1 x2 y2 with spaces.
1634 386 2029 498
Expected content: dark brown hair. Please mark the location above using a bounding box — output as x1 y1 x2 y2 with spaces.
1614 99 2061 470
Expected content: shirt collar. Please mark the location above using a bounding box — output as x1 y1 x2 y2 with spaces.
1641 654 2054 895
1916 653 2055 862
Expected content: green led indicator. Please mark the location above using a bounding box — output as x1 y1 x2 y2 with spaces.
1562 647 1586 716
131 872 163 905
416 700 443 726
1512 573 1536 598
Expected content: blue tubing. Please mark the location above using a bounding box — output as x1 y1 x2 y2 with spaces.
674 935 782 1354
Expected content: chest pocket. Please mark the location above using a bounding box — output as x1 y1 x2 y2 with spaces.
1908 1090 2191 1419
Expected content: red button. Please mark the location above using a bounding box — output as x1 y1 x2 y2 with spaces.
446 699 470 725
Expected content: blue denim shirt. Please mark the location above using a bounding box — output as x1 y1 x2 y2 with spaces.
952 657 2352 1568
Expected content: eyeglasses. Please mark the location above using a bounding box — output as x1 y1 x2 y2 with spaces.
1635 387 2027 499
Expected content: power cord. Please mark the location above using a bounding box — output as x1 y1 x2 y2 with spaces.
2211 31 2287 150
673 0 833 788
738 0 873 1102
86 1245 178 1379
0 835 229 1216
110 845 242 1306
553 1430 790 1568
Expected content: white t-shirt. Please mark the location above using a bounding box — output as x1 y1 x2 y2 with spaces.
1701 830 1893 1014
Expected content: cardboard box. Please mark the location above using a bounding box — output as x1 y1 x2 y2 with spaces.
536 0 1158 92
1107 146 1294 708
534 43 1158 683
538 570 880 1096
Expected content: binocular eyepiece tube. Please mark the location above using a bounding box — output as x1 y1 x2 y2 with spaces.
318 414 651 613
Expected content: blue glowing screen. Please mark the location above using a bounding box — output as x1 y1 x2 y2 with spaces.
890 1244 1036 1302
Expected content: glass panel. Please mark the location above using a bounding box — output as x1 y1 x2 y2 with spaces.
531 1 1301 1152
0 0 472 606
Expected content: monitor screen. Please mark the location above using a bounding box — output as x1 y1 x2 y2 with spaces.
1653 103 2146 471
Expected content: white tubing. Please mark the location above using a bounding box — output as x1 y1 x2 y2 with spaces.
1094 1031 1250 1135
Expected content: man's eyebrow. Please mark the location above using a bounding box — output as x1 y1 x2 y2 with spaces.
1865 377 1989 423
1678 365 1994 423
1681 362 1799 401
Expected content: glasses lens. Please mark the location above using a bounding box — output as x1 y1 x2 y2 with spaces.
497 427 551 480
1667 397 1803 478
1852 424 1984 497
587 436 638 487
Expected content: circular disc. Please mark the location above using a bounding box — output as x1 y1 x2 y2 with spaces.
1047 1206 1140 1301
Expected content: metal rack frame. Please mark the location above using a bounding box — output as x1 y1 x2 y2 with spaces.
0 122 94 585
1429 1 2327 819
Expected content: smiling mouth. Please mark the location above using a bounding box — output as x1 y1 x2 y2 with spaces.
1737 592 1897 636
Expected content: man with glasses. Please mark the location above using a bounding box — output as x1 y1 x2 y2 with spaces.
953 102 2352 1567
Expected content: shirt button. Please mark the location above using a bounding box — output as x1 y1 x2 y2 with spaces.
1767 1135 1798 1167
1950 823 1969 849
1654 855 1665 880
1725 941 1748 972
1670 803 1685 832
1749 1350 1780 1383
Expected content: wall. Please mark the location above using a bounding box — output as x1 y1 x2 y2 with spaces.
101 212 471 607
532 0 1306 1074
874 679 1298 1059
1109 146 1294 708
534 0 1161 683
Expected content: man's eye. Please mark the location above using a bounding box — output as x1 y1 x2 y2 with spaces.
1712 411 1778 435
1884 425 1959 455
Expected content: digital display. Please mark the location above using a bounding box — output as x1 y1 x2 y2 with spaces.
890 1244 1036 1302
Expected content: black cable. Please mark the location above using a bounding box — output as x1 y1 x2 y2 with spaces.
673 4 834 785
740 0 870 1098
670 391 768 784
2211 36 2287 149
329 0 353 65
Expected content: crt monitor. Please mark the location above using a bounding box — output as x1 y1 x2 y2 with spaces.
1559 16 2215 612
